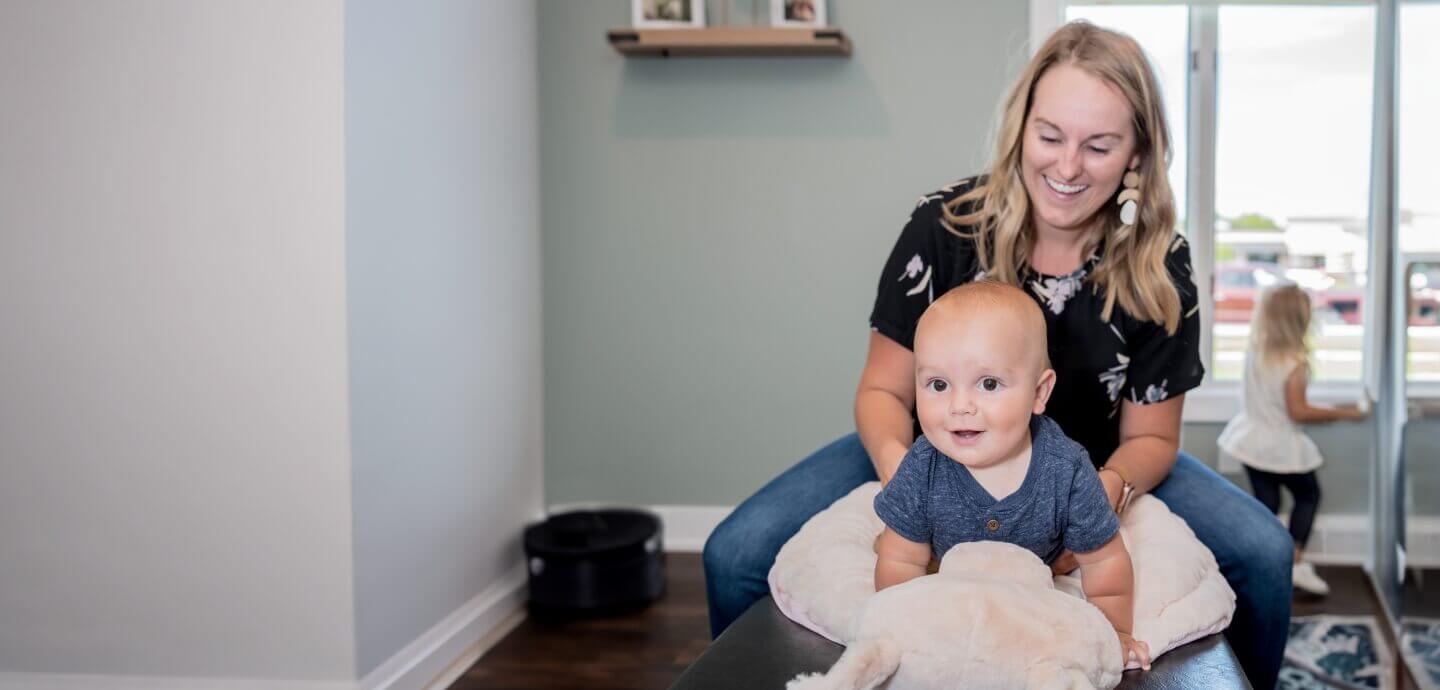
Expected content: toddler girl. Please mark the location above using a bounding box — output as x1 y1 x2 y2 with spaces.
1218 285 1367 596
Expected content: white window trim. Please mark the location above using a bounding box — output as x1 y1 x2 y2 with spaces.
1187 5 1224 422
1029 0 1417 424
1029 0 1065 54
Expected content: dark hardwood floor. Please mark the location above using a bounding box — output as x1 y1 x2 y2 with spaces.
1292 563 1385 618
452 556 1387 690
451 554 709 690
1403 567 1440 619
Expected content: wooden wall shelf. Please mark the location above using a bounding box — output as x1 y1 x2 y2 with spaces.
607 28 851 58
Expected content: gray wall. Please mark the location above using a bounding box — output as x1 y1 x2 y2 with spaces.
346 0 543 677
540 0 1032 506
1405 419 1440 516
1184 420 1375 514
0 0 356 678
0 0 545 682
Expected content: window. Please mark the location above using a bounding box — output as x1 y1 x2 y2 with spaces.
1400 3 1440 387
1410 262 1440 384
1061 6 1189 228
1040 2 1389 418
1214 6 1374 382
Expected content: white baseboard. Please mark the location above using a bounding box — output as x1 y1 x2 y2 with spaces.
358 562 528 690
1280 513 1440 568
0 565 529 690
0 674 352 690
648 505 733 552
544 503 1440 568
416 607 525 690
544 502 1440 575
611 503 1440 570
1300 513 1373 565
542 503 734 554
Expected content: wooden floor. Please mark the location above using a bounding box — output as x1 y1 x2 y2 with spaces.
451 554 709 690
1292 563 1385 618
452 556 1387 690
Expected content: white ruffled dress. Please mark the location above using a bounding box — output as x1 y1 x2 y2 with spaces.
1218 355 1324 474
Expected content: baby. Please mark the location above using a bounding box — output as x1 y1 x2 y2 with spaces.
873 281 1151 669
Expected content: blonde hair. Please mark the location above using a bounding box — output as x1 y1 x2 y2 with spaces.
942 21 1182 333
1253 285 1312 368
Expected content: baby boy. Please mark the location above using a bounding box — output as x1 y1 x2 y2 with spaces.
873 281 1150 668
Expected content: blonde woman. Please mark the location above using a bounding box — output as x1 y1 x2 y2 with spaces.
1218 286 1368 597
704 22 1293 687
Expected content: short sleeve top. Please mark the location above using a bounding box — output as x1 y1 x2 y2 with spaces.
872 414 1121 564
869 176 1205 465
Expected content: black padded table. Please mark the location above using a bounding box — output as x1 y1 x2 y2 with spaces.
670 597 1250 689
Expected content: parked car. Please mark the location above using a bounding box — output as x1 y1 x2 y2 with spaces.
1210 262 1440 326
1212 262 1283 323
1411 289 1440 326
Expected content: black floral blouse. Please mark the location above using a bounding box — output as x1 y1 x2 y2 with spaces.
868 177 1205 466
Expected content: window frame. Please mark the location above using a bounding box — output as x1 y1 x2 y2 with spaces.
1031 0 1395 422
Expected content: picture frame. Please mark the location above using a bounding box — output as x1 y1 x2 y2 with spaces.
632 0 705 29
770 0 826 28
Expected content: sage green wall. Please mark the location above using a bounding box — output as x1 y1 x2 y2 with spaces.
1405 419 1440 516
539 0 1389 514
540 0 1030 505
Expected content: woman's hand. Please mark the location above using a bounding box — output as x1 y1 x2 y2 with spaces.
1118 632 1152 670
1098 466 1126 511
855 331 918 483
1101 395 1186 496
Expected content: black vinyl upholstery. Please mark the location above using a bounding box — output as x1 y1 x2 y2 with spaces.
669 597 1250 689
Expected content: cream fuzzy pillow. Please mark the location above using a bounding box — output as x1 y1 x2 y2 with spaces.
787 541 1122 690
768 482 1235 686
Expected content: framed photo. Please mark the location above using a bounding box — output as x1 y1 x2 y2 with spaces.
632 0 705 28
771 0 826 27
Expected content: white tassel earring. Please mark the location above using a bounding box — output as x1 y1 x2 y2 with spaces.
1118 169 1140 226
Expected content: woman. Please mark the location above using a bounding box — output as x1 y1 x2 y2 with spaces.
702 22 1293 688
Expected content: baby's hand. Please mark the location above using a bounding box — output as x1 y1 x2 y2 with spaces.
1118 632 1151 671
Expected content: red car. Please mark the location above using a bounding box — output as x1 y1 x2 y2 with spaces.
1212 263 1283 323
1211 262 1439 326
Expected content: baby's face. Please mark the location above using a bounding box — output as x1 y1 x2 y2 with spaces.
914 304 1050 469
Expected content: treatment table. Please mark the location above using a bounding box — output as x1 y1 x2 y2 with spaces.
668 596 1250 689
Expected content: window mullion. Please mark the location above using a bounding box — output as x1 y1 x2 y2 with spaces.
1364 0 1399 401
1188 5 1219 383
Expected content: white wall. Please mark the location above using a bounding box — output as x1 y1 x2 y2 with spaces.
0 0 356 682
344 0 542 679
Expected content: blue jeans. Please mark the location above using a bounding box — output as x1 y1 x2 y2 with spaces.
703 433 1294 689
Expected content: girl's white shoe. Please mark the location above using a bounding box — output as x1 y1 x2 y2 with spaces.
1292 561 1330 596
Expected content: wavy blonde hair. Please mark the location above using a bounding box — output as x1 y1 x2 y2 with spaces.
943 21 1182 333
1253 285 1312 368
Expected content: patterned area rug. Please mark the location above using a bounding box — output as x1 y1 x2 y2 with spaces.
1402 618 1440 690
1280 615 1393 690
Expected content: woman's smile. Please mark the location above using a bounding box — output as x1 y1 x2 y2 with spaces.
1043 175 1089 197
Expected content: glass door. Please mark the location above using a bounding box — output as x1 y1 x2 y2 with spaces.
1396 2 1440 684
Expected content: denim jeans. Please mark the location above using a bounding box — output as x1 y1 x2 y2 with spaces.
702 433 1294 689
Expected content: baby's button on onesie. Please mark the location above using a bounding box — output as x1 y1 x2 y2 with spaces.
985 518 1000 533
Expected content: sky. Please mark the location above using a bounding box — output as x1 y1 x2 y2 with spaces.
1067 4 1440 222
